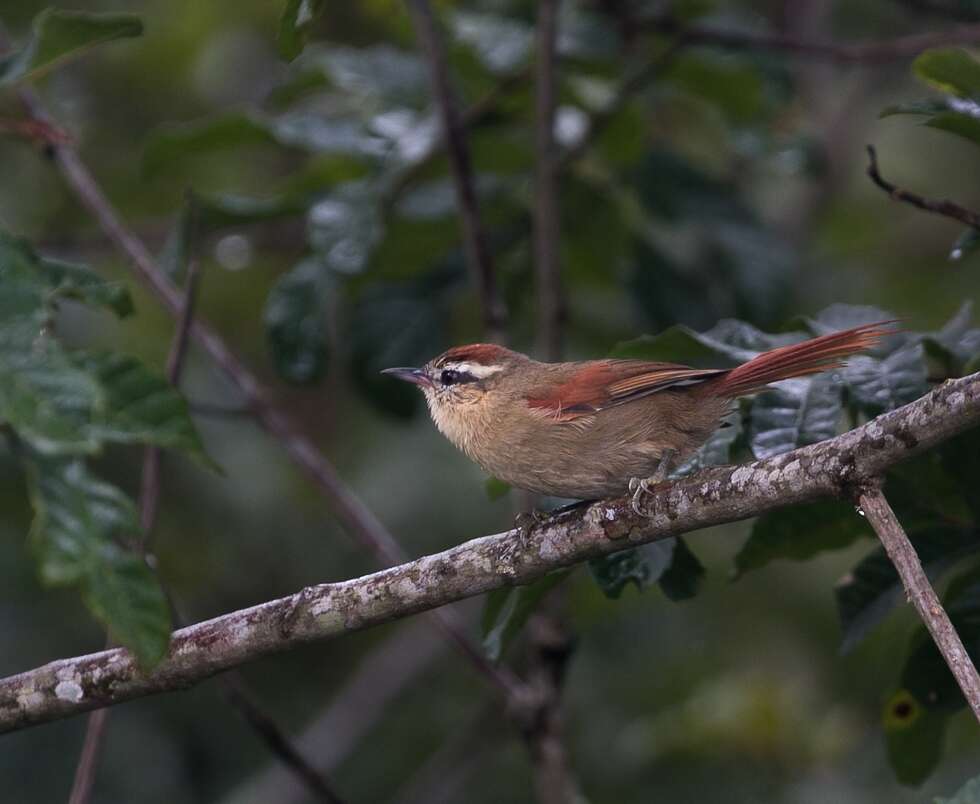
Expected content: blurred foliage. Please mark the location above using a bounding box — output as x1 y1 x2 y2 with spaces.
2 0 980 802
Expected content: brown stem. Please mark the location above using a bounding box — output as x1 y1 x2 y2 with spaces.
857 484 980 722
405 0 507 343
221 678 347 804
225 621 442 804
866 144 980 229
534 0 563 362
66 709 107 804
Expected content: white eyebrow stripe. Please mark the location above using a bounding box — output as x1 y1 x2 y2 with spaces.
444 361 503 379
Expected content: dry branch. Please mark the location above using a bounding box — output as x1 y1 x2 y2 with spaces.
866 145 980 229
858 485 980 720
2 372 978 733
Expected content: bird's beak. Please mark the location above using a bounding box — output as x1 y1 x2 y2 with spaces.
381 367 432 387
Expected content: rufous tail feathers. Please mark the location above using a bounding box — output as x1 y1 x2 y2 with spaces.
710 322 894 398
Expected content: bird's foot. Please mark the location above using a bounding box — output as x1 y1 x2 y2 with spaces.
629 450 676 516
513 509 549 548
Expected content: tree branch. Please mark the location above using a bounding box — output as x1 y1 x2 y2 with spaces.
866 144 980 229
857 484 980 721
405 0 507 343
3 372 978 733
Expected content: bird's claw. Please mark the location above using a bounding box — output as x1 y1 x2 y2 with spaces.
513 509 548 548
629 477 656 516
630 450 676 516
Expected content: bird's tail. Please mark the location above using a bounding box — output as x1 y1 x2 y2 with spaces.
710 322 894 398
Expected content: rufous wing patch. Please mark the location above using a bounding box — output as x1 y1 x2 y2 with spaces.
525 360 724 421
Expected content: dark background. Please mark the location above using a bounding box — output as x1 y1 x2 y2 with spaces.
1 0 979 801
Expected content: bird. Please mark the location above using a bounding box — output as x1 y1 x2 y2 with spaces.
382 322 890 508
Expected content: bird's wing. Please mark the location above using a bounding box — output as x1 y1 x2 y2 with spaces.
525 360 725 422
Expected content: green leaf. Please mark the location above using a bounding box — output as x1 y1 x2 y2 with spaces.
304 44 428 107
734 501 871 579
843 344 930 414
886 567 980 784
450 10 532 74
308 183 384 275
82 543 172 668
0 320 104 456
913 48 980 98
0 229 132 319
804 303 899 335
747 374 841 459
673 413 743 477
925 110 980 147
836 527 980 654
942 427 980 521
666 53 766 123
609 321 761 366
884 689 948 787
278 0 326 61
74 352 213 466
591 541 672 598
936 773 980 804
27 458 170 666
950 228 980 262
37 257 133 317
142 114 281 176
0 9 142 86
195 191 309 232
924 302 980 375
145 109 395 177
264 258 333 385
808 306 932 414
481 571 569 662
880 99 952 118
485 477 511 501
348 278 449 417
657 537 706 601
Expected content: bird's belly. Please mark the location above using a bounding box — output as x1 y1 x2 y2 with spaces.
471 393 728 499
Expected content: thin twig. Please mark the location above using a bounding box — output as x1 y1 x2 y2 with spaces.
3 334 975 732
221 678 347 804
866 144 980 229
225 621 442 804
527 4 581 800
12 84 521 700
391 703 500 804
645 16 980 63
139 257 202 536
0 117 70 146
534 0 563 362
520 613 579 804
857 484 980 721
66 709 108 804
405 0 506 343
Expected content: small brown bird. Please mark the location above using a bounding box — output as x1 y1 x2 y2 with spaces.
382 323 889 504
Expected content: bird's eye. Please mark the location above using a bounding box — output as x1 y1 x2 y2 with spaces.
441 369 460 386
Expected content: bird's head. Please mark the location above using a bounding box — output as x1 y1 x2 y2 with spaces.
382 343 530 415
